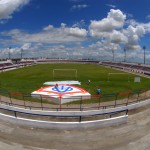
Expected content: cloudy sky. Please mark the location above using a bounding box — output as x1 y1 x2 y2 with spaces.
0 0 150 63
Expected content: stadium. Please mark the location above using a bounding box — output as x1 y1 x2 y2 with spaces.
0 0 150 150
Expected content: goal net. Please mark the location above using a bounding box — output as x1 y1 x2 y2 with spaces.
107 73 132 82
53 69 77 79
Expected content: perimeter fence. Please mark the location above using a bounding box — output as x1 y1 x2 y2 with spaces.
0 88 150 111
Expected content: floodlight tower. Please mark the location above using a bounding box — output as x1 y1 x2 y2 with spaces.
8 46 11 59
21 48 23 59
143 46 146 64
112 50 114 62
124 48 126 62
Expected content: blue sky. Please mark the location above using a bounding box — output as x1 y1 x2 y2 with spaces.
0 0 150 63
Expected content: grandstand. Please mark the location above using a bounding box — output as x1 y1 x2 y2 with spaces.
101 61 150 76
0 59 35 71
36 58 99 64
1 59 150 76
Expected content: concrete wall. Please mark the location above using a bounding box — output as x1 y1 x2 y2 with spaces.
1 97 149 129
0 98 149 117
0 112 128 130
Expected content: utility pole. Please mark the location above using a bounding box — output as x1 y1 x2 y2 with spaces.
143 46 146 64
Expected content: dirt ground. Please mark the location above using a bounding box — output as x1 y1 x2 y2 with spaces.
0 104 149 150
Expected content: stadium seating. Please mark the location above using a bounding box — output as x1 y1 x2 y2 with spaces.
101 61 150 75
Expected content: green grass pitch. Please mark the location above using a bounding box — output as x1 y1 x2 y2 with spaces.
0 63 150 95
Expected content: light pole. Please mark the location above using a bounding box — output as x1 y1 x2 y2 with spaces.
21 48 23 59
112 50 114 62
143 46 146 64
124 48 126 62
8 46 11 59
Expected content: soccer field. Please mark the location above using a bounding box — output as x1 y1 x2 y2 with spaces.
0 63 150 95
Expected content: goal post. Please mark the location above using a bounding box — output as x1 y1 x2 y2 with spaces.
53 69 77 79
107 73 131 82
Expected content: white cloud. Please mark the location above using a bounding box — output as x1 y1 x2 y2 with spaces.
72 20 86 28
71 4 88 10
68 27 87 37
21 43 32 50
146 15 150 20
89 9 127 46
142 22 150 33
1 24 88 45
126 13 133 18
106 4 116 8
89 9 150 51
109 30 128 43
124 19 150 49
0 0 30 20
108 9 126 23
123 25 146 50
43 25 54 31
89 9 126 37
61 23 66 28
89 40 120 53
126 19 139 26
70 0 83 2
126 19 150 33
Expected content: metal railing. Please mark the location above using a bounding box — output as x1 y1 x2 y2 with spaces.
0 88 149 111
0 106 128 122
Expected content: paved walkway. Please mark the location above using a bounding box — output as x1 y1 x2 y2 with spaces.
0 105 149 150
0 91 150 150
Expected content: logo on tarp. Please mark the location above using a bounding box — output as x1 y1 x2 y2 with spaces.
52 85 73 93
